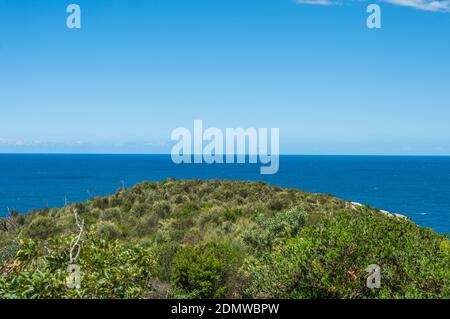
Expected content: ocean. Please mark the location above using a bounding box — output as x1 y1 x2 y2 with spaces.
0 154 448 234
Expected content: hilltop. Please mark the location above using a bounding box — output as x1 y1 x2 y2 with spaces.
0 179 448 298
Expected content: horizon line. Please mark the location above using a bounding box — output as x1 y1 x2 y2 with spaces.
0 153 450 157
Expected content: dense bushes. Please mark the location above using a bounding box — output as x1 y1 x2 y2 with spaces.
0 240 19 266
0 179 448 299
242 208 307 252
170 242 242 298
0 236 156 299
243 210 450 298
23 216 60 240
95 221 123 240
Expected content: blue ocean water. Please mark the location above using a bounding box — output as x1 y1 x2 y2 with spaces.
0 154 448 234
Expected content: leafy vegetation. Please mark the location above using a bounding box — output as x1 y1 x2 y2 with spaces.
0 179 448 299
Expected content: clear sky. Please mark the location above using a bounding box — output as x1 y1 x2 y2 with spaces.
0 0 449 155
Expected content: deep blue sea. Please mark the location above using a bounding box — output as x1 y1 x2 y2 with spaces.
0 154 449 234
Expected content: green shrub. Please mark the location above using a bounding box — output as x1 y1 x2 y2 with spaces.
243 211 450 299
0 240 20 266
153 201 171 218
155 242 181 281
23 216 59 240
0 236 157 299
170 242 242 298
95 221 123 240
242 208 307 252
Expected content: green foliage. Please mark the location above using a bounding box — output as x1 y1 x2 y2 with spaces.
23 216 59 240
0 236 156 299
0 240 20 265
95 221 123 240
0 179 448 299
243 210 450 299
242 208 307 252
170 242 242 298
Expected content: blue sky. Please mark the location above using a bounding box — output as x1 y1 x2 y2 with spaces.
0 0 449 155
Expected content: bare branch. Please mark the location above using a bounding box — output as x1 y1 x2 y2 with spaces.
69 208 84 264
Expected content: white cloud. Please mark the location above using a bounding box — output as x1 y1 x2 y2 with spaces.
0 138 86 147
384 0 450 11
0 138 26 146
294 0 450 12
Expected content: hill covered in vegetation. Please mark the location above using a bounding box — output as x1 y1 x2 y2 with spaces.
0 179 448 299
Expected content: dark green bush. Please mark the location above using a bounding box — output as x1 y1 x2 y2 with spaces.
23 216 59 240
95 221 123 240
170 242 242 298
